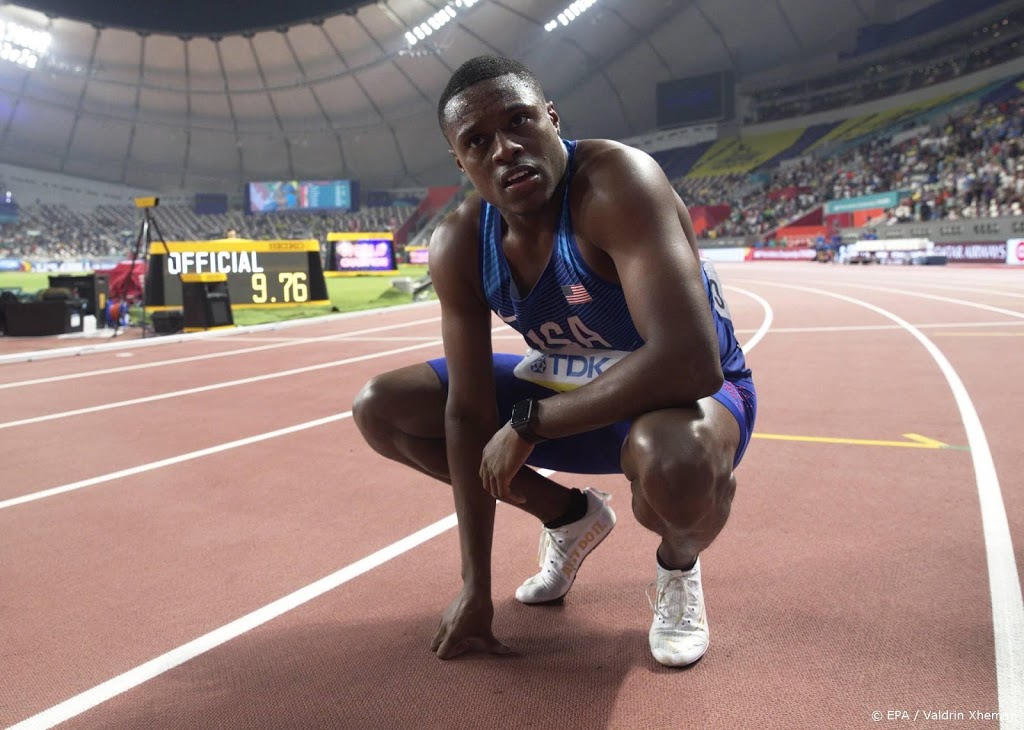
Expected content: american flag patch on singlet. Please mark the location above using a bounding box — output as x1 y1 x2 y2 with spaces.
561 284 592 304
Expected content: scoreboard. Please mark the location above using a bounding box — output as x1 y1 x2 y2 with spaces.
144 238 329 311
326 232 399 276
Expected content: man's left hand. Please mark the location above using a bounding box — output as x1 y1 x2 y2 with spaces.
479 423 534 504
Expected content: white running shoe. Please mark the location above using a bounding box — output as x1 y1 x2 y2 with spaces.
647 557 709 667
515 488 616 604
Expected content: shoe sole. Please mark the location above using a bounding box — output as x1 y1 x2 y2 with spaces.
652 648 708 669
518 509 616 605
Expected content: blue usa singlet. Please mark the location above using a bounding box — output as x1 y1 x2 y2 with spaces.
478 139 750 393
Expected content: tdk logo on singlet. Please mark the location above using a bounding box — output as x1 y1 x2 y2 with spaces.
542 353 611 378
514 346 629 392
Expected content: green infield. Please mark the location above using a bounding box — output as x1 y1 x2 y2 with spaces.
0 272 49 292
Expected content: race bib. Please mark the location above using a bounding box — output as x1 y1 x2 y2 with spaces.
702 260 733 321
513 347 631 392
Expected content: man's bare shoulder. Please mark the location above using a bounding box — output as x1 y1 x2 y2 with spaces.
573 139 663 187
571 139 676 240
428 193 486 301
430 192 483 259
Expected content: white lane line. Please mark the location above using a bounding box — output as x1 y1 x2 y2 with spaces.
0 317 443 391
304 335 449 342
0 340 442 431
762 281 1023 729
1 322 526 430
726 286 773 353
5 511 459 730
897 282 1024 299
212 336 319 343
3 295 775 728
0 413 353 511
732 320 1024 335
0 299 442 366
825 282 1024 319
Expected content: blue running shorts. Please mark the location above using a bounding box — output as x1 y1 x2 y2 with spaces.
427 353 756 474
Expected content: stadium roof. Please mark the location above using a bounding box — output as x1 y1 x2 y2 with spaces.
13 0 367 37
0 0 998 194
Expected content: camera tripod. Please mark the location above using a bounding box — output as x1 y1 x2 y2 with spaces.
112 199 175 338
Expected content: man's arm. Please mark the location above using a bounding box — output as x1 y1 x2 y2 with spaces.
534 145 724 438
426 204 505 646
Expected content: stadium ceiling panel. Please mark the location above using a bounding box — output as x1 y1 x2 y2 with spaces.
0 0 971 193
604 44 674 133
11 0 368 36
780 0 866 59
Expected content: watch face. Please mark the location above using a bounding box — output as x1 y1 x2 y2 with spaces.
511 399 532 428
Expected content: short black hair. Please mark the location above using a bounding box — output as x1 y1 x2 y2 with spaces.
437 55 545 132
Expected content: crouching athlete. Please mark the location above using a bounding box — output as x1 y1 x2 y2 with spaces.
353 56 756 666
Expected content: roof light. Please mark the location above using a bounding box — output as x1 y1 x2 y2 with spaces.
547 0 597 32
405 1 482 46
0 18 51 69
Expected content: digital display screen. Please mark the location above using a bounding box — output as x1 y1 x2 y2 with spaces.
656 71 734 128
407 247 430 265
247 180 357 213
334 238 396 273
144 240 329 309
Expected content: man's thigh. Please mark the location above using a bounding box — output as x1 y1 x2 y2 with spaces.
428 356 756 475
710 377 757 468
428 353 629 475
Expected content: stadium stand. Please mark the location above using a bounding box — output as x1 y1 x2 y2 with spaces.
746 8 1024 123
665 72 1024 242
3 74 1021 259
0 204 417 259
0 3 1021 263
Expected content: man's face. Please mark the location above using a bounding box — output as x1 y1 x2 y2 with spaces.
442 75 565 215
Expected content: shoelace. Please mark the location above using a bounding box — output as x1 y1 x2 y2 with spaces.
535 529 569 569
532 490 611 570
646 574 692 627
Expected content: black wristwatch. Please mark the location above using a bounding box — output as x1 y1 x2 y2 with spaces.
510 397 545 444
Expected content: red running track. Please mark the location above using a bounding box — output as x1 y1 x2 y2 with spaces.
1 262 1021 730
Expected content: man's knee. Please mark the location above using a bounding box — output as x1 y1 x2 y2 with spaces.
352 374 391 445
352 364 446 450
622 413 733 523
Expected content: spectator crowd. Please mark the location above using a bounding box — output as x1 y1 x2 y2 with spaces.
679 93 1024 241
3 70 1024 258
0 204 416 261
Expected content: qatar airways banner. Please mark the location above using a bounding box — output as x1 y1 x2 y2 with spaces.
699 247 749 263
931 242 1007 264
745 248 816 261
1008 239 1024 266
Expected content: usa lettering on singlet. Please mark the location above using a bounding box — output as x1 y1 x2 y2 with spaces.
478 139 750 393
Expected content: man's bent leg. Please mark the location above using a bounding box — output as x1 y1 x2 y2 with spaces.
620 398 739 569
352 361 575 523
620 397 741 667
352 363 451 481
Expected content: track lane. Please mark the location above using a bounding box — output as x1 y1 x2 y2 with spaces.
43 275 998 729
0 305 443 383
3 264 1019 728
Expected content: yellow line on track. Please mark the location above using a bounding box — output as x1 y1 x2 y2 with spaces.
753 432 957 449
